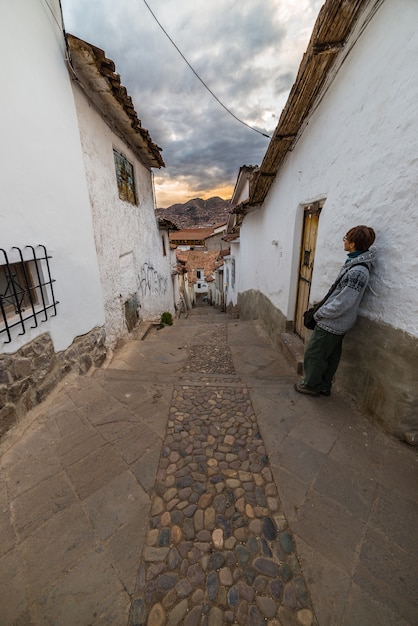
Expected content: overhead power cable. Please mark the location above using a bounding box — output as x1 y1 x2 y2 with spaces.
141 0 271 139
42 0 62 30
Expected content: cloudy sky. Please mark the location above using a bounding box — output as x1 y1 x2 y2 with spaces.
61 0 324 207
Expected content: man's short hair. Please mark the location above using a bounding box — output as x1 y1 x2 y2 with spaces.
346 225 376 251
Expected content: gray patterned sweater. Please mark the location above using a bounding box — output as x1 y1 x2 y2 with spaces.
313 250 374 335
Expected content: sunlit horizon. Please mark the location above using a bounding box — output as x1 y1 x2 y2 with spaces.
154 179 234 209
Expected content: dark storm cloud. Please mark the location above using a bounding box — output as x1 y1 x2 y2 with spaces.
151 104 269 199
62 0 322 206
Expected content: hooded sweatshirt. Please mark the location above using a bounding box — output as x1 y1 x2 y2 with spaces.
313 249 374 335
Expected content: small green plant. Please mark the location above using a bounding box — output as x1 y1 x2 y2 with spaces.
160 311 173 326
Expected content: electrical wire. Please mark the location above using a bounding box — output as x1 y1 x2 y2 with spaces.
42 0 64 31
141 0 271 139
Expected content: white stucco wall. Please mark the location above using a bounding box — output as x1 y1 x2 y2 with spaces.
0 0 105 354
232 243 242 307
71 85 174 346
225 244 240 307
239 0 418 338
231 170 252 206
234 183 250 206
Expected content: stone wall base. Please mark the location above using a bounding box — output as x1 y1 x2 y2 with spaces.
238 290 287 342
238 289 418 443
0 328 107 438
226 303 240 319
337 317 418 443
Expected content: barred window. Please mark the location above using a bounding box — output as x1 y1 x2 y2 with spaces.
113 149 137 205
0 246 58 344
0 261 37 317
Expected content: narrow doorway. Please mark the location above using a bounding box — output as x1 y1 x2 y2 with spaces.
294 202 322 338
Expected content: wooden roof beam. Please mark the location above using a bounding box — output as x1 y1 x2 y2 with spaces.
313 41 345 55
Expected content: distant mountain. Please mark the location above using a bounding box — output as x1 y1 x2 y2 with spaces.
155 197 231 229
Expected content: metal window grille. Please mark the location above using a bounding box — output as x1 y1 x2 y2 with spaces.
0 245 59 344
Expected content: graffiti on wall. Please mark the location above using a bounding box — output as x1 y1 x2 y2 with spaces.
139 262 168 297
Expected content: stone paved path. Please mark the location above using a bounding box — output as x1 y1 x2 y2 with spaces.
1 304 417 625
129 323 315 626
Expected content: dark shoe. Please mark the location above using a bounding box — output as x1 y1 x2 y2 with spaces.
320 389 331 396
294 382 320 397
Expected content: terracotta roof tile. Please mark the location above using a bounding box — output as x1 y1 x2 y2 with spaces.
67 34 164 169
170 228 215 242
175 250 223 284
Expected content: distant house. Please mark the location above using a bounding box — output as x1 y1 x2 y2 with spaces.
170 228 214 251
231 165 259 207
224 166 259 317
175 250 222 304
170 225 228 307
209 223 229 251
169 224 227 252
0 2 172 435
234 0 418 441
158 216 180 307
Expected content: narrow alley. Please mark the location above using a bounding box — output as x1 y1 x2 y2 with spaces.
1 304 417 625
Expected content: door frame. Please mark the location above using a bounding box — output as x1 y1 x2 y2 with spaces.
294 201 323 339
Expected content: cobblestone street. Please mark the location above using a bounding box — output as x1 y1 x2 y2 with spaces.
1 304 417 625
130 322 314 626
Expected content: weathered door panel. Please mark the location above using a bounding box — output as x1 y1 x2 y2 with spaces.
295 204 321 338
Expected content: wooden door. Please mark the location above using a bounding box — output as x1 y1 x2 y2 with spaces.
294 203 321 338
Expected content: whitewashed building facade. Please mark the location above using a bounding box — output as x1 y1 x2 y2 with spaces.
68 35 173 347
0 2 172 433
224 166 258 316
236 0 418 440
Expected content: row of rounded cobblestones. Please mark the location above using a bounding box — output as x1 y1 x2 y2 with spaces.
183 324 235 376
183 344 235 375
130 328 315 626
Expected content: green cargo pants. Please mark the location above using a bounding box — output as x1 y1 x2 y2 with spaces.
303 326 344 392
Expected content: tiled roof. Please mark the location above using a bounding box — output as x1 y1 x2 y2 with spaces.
176 250 223 284
222 234 239 242
67 34 164 170
170 228 215 243
158 217 178 231
176 251 189 264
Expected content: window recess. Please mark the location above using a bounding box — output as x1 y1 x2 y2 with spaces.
0 245 59 344
113 149 137 204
